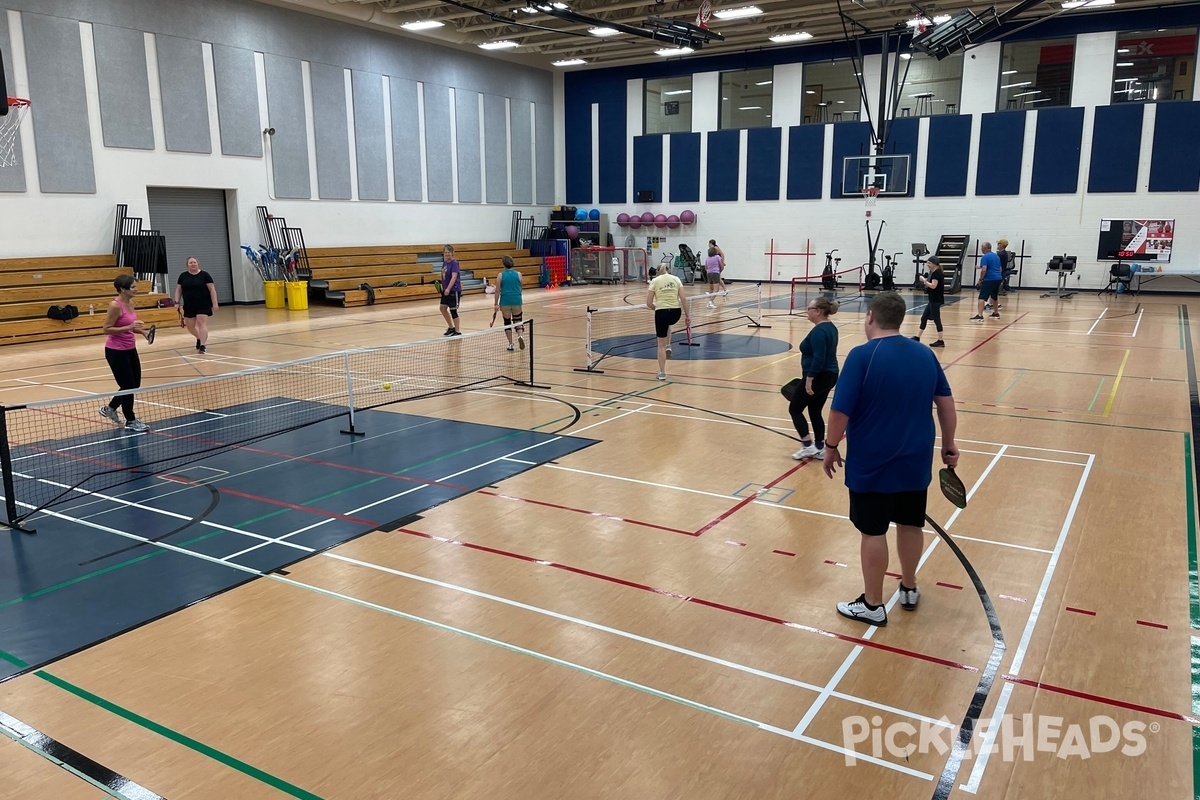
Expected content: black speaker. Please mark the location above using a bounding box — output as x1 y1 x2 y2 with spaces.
636 190 654 203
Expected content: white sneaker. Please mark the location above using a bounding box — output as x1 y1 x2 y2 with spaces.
517 335 525 350
665 345 672 358
792 444 821 460
124 419 150 433
656 372 667 380
99 406 121 425
707 301 716 308
836 594 887 626
899 584 920 611
506 344 515 351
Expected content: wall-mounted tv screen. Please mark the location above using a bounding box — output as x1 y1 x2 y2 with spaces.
1097 218 1174 262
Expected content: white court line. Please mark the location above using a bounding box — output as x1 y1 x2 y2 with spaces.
790 447 1008 738
11 497 932 780
960 453 1095 794
1131 307 1144 338
1087 307 1108 335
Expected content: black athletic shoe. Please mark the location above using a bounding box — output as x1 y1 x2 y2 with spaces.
990 313 1001 319
448 330 462 337
910 336 921 341
196 338 202 350
930 340 945 348
198 345 206 354
443 328 455 336
969 315 984 322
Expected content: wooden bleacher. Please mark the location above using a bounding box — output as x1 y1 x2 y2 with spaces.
0 255 179 346
307 241 542 308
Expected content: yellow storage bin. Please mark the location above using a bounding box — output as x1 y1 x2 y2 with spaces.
285 280 309 310
263 280 285 309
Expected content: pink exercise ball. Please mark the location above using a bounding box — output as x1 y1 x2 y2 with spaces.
680 209 696 224
566 225 579 238
640 211 655 224
666 214 680 229
627 216 641 229
654 214 668 228
616 212 630 226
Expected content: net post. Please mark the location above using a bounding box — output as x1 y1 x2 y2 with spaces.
339 351 365 437
683 295 699 346
748 282 771 329
574 307 605 373
0 408 35 534
517 319 550 388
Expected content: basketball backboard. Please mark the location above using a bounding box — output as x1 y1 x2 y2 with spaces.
841 154 911 197
1 44 9 116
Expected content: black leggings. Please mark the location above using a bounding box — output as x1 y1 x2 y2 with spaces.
105 347 142 421
789 371 838 443
920 302 944 333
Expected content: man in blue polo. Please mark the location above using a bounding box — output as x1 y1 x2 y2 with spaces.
822 292 959 627
970 241 1003 322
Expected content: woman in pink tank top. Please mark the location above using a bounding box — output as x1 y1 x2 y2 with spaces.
99 274 155 432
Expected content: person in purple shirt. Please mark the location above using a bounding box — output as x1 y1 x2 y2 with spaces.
439 244 462 336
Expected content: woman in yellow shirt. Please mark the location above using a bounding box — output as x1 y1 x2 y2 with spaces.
646 267 690 380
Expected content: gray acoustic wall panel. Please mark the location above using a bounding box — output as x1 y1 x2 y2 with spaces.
263 54 310 199
310 62 351 200
22 12 95 193
534 101 554 205
509 99 532 205
390 77 421 201
483 94 508 204
352 70 387 201
212 44 261 157
423 84 453 203
0 14 26 192
155 35 211 153
92 23 154 150
455 89 481 203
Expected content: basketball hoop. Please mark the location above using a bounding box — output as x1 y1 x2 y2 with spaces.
696 0 712 30
864 186 880 207
0 98 31 168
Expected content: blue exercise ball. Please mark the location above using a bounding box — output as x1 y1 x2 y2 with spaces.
575 208 588 221
588 208 600 220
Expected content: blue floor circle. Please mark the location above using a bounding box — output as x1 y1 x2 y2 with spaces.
591 332 792 361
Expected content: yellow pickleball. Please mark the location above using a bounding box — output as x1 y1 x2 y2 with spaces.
382 382 392 391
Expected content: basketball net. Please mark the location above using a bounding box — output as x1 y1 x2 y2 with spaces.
696 0 712 29
0 98 30 169
864 186 880 207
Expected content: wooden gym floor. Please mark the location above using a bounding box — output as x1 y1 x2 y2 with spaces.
0 280 1194 799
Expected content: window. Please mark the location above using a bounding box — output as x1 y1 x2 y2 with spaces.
999 38 1074 109
645 77 692 134
1112 28 1197 103
802 60 859 123
898 52 963 116
719 68 773 129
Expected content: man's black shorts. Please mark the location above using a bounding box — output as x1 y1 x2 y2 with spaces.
440 292 460 309
848 489 927 536
654 307 681 338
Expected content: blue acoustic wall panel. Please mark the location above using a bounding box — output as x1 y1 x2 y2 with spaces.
564 94 591 204
1148 101 1200 192
455 89 482 204
263 54 310 199
390 77 422 202
155 35 211 154
352 71 388 201
1088 104 1143 193
706 129 741 202
1031 106 1084 194
212 44 262 158
483 94 509 204
745 127 782 201
668 132 700 203
830 121 872 198
92 23 154 150
976 111 1025 196
633 135 664 203
23 12 95 193
510 98 532 205
924 115 973 197
786 125 824 200
424 83 454 202
883 117 919 196
310 62 351 200
597 84 627 204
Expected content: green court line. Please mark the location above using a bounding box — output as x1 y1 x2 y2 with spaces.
34 671 323 800
1192 636 1200 800
1188 433 1199 632
995 371 1024 403
1086 378 1106 412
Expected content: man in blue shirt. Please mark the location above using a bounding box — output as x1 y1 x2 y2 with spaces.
823 292 960 626
970 242 1003 322
439 244 462 336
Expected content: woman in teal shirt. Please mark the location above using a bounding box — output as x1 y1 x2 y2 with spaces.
790 296 840 460
495 256 524 351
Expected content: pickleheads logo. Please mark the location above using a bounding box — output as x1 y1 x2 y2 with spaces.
841 714 1155 766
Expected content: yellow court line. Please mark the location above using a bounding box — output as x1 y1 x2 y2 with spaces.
1102 348 1131 417
730 351 797 381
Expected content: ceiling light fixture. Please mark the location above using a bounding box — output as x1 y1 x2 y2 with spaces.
738 106 762 110
656 46 695 56
1002 70 1018 75
756 80 773 86
552 58 587 66
1062 0 1115 8
1115 62 1134 67
663 89 692 95
479 40 519 50
401 20 444 31
714 6 763 20
588 26 620 36
768 31 812 43
1000 81 1032 88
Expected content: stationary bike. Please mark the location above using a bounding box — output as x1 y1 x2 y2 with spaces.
880 252 901 292
821 249 841 291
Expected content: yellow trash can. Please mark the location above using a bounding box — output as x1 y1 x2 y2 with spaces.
285 280 309 310
263 280 285 309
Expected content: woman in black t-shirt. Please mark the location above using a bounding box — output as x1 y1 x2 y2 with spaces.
912 255 945 348
174 257 218 353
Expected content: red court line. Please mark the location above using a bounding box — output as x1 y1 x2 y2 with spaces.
824 560 847 568
936 581 964 591
1136 620 1169 630
945 312 1029 369
393 526 979 673
773 549 796 557
885 571 903 579
1065 606 1097 616
1003 675 1200 726
478 490 696 536
693 462 808 536
217 487 380 527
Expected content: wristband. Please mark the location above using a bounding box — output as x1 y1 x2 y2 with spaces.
825 441 840 449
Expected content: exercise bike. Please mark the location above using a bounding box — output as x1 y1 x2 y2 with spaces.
880 252 901 292
821 249 841 291
861 219 887 290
